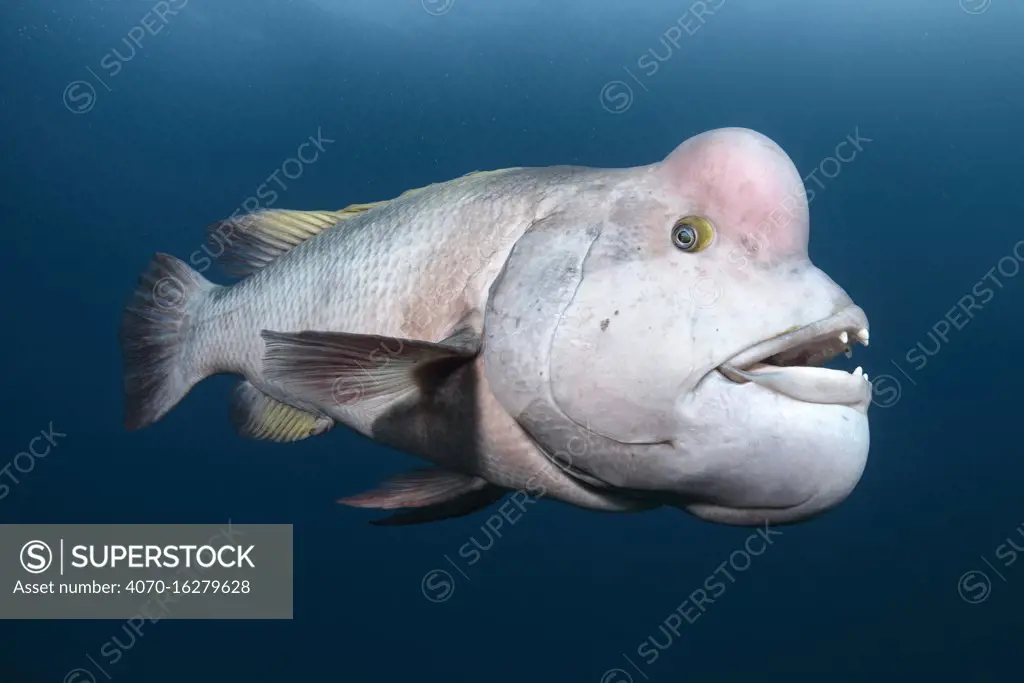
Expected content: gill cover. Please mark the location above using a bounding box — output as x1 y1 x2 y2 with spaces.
483 215 598 451
484 215 679 487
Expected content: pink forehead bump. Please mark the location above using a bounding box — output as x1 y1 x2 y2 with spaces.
660 128 809 255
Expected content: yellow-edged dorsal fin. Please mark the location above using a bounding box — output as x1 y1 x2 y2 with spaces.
207 209 350 277
206 169 516 277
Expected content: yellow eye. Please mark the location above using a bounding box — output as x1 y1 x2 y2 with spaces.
671 216 715 253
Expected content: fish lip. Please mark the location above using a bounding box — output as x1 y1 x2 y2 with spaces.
718 305 869 373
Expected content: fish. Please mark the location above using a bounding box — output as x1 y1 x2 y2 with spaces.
120 127 871 527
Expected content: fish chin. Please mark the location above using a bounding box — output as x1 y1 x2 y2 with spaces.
515 368 871 526
667 367 870 526
649 305 873 525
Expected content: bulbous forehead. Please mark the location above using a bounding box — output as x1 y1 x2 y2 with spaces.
659 127 810 258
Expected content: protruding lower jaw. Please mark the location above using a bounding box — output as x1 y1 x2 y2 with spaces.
717 305 872 411
719 363 872 409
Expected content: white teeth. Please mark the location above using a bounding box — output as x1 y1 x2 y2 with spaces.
839 331 849 345
852 366 862 377
856 328 869 345
864 373 869 382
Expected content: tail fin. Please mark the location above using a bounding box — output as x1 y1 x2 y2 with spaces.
119 253 219 430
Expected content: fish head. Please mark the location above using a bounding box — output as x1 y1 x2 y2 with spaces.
485 127 871 526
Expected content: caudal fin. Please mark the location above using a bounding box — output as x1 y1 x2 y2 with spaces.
119 253 219 430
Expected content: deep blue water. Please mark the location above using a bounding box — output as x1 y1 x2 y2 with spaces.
3 0 1023 680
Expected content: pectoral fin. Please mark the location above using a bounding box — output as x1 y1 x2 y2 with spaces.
229 380 333 442
339 469 505 526
260 317 481 410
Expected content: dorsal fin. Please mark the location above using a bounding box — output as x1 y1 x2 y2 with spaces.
206 169 516 277
206 208 363 277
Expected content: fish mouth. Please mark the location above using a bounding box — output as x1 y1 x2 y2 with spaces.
717 305 872 408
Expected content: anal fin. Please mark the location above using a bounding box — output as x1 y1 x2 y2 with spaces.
230 380 333 442
339 469 505 526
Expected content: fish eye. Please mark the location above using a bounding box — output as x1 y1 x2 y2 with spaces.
671 216 714 253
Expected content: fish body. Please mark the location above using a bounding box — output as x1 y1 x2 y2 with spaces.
186 167 553 425
121 128 872 526
125 167 650 517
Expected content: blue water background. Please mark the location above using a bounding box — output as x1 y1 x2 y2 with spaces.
2 0 1023 680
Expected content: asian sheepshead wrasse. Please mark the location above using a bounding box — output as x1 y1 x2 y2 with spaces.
120 128 872 526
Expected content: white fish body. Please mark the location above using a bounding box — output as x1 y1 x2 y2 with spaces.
121 128 872 526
